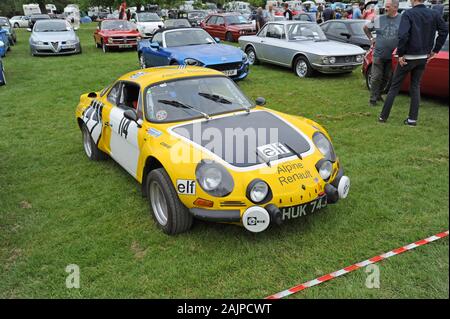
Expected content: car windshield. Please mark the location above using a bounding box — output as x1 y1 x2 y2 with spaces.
188 11 206 19
165 19 191 27
101 20 134 30
225 15 249 25
286 23 327 41
145 76 254 122
0 18 9 26
349 21 368 36
137 12 161 22
34 20 71 32
165 29 215 47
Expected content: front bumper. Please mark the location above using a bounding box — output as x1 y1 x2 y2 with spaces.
312 62 362 74
204 61 250 81
105 42 137 48
30 43 81 56
188 166 350 232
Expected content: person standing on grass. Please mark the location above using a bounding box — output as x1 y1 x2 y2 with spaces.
283 3 293 20
379 0 448 126
255 7 266 32
364 0 401 106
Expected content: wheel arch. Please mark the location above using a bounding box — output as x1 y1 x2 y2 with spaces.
141 156 165 197
291 52 309 69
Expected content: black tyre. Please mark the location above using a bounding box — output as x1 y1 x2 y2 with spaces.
293 56 314 78
245 46 259 65
170 60 179 65
14 23 19 28
225 32 233 42
366 65 391 93
102 42 108 53
81 124 107 161
146 168 193 235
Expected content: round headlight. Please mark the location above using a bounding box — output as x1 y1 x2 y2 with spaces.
321 56 329 64
313 132 336 161
196 160 234 197
329 56 336 64
356 54 363 62
249 180 269 203
318 160 333 180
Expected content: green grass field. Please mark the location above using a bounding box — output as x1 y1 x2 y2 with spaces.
0 24 448 298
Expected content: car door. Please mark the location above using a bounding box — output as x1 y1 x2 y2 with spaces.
146 32 170 66
252 24 269 59
260 24 288 65
215 16 226 39
203 15 217 37
105 81 142 178
325 21 350 43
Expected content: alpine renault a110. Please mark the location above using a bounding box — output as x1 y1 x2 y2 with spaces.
75 66 350 235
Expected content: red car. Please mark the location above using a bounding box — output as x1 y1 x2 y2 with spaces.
362 37 449 99
94 19 140 53
200 13 256 42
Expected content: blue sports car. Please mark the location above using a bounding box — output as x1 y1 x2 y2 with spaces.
0 28 10 57
137 27 249 81
0 56 5 86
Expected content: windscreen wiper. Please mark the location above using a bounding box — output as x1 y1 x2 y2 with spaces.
198 92 232 104
158 99 210 120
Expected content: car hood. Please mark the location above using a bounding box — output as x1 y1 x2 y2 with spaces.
170 110 313 168
290 39 365 55
31 31 77 42
100 30 140 37
169 43 244 64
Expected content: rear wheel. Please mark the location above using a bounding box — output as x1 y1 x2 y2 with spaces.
81 124 107 161
293 56 313 78
146 168 193 235
245 46 259 65
225 32 233 42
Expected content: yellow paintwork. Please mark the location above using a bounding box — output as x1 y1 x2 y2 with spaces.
75 66 341 224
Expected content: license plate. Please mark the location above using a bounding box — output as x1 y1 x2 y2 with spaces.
119 44 132 48
342 65 354 70
280 195 327 221
223 69 237 76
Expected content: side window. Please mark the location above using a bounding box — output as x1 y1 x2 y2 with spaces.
329 22 348 37
107 82 121 105
266 24 285 39
258 24 268 37
152 32 163 46
206 15 217 25
216 16 224 25
119 82 141 111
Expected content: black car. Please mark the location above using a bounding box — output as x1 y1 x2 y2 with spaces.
320 19 371 50
28 14 51 29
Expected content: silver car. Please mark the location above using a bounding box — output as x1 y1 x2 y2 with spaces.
239 21 365 78
29 19 81 56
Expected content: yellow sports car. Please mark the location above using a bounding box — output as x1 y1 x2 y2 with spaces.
76 66 350 235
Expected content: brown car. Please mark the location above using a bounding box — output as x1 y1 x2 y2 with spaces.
200 13 256 42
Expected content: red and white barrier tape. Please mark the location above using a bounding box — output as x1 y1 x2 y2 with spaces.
265 230 449 299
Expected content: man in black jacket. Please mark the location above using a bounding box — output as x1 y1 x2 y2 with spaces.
379 0 448 126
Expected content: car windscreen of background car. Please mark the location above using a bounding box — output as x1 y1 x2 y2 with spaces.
145 77 254 122
287 23 327 41
188 12 206 18
137 13 161 22
165 19 191 27
165 29 214 47
34 20 70 32
225 15 248 25
102 20 134 30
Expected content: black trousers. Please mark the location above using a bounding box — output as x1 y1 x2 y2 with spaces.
380 58 427 121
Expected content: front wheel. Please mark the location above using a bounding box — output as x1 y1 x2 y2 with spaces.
293 56 313 78
245 46 259 65
146 168 193 235
225 32 233 42
81 124 107 161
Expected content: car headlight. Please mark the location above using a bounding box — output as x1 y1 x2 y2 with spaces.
328 56 336 64
247 179 270 203
313 131 336 161
184 58 202 66
66 40 78 45
108 38 113 44
316 159 333 181
321 56 329 64
0 41 4 47
196 160 234 197
356 54 363 63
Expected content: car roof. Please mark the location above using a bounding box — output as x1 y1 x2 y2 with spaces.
153 26 202 36
118 66 225 86
323 19 366 24
266 20 315 25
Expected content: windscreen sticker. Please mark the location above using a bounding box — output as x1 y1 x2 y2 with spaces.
155 110 168 121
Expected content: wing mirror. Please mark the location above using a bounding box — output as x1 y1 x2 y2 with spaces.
150 42 160 49
214 37 220 43
255 97 266 106
123 109 142 127
27 28 32 32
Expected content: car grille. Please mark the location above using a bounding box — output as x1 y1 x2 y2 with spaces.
110 36 137 44
336 56 356 63
240 29 255 35
207 62 242 71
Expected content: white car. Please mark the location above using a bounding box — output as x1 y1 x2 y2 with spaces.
10 16 30 28
131 12 163 37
